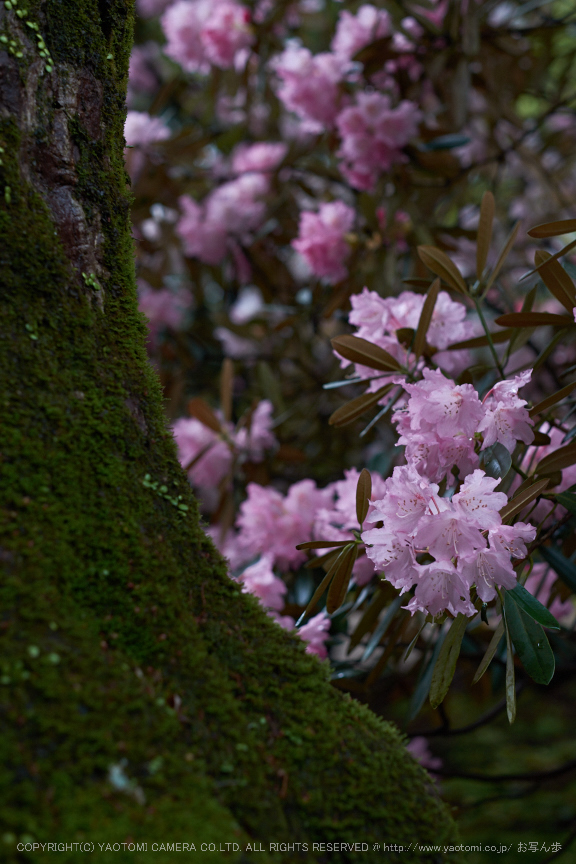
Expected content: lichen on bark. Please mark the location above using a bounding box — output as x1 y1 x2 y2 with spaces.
0 2 458 862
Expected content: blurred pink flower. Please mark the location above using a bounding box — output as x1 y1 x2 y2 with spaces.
231 141 288 174
137 279 192 335
137 0 172 17
239 554 287 611
201 0 254 68
292 201 355 283
124 111 170 147
234 401 277 462
406 737 442 772
162 0 252 73
336 93 421 190
330 4 391 60
173 417 234 489
525 564 574 622
272 44 346 129
298 611 331 659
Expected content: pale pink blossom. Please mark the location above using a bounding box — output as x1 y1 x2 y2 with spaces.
177 196 228 264
459 547 517 603
272 44 346 129
124 111 170 147
231 142 288 174
298 611 331 659
161 0 253 73
489 522 536 560
414 510 486 563
406 737 442 772
137 0 172 17
478 370 534 452
201 1 254 68
452 470 508 529
331 4 392 61
234 401 277 462
173 417 233 489
128 45 159 98
235 480 332 570
138 280 192 334
406 561 476 618
336 93 421 190
399 368 484 439
238 554 287 611
269 611 296 631
292 201 355 283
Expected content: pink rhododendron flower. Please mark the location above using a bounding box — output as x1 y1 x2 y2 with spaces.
477 370 534 452
238 554 287 611
292 201 355 283
235 480 332 570
406 737 442 772
173 416 234 489
138 279 192 335
330 4 392 61
128 44 159 98
336 93 421 190
313 468 387 584
137 0 172 18
124 111 170 147
162 0 253 73
400 368 484 439
298 611 331 659
272 44 346 129
362 465 527 616
234 400 277 462
201 0 254 68
231 142 288 174
177 173 269 264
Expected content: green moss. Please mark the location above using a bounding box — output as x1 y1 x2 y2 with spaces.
0 2 458 862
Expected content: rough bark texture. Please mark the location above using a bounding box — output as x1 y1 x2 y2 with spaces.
0 2 458 862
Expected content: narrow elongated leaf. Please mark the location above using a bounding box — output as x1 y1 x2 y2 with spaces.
529 381 576 417
331 335 403 372
505 621 516 724
532 431 551 446
304 548 341 570
296 540 351 550
508 585 561 630
348 587 392 653
423 133 471 151
521 237 576 280
365 613 410 686
473 619 505 684
326 545 358 614
403 620 426 661
297 545 352 623
539 546 576 593
494 312 575 328
187 397 222 433
406 626 448 722
447 328 514 350
484 222 520 293
500 478 550 523
329 384 393 427
476 190 495 279
402 278 433 289
414 278 440 359
356 468 372 526
504 594 555 685
527 219 576 239
361 595 404 662
429 613 470 708
535 441 576 475
417 246 468 294
536 251 576 313
556 491 576 516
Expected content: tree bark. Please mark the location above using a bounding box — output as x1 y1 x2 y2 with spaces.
0 2 457 861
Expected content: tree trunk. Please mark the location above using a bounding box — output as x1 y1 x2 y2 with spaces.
0 2 457 861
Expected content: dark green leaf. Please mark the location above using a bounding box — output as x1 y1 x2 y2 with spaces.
508 585 561 630
429 613 470 708
356 468 372 526
504 595 555 685
473 619 505 684
406 626 448 723
480 442 512 480
505 620 516 724
555 492 576 516
361 596 403 662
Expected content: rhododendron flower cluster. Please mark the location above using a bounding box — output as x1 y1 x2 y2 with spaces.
393 368 534 485
138 280 193 339
339 288 475 385
330 4 392 61
172 400 277 492
161 0 254 74
177 173 270 265
362 465 536 617
336 93 421 191
271 44 346 131
124 111 170 147
292 201 355 283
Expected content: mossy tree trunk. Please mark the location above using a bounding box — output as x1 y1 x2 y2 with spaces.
0 2 457 861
